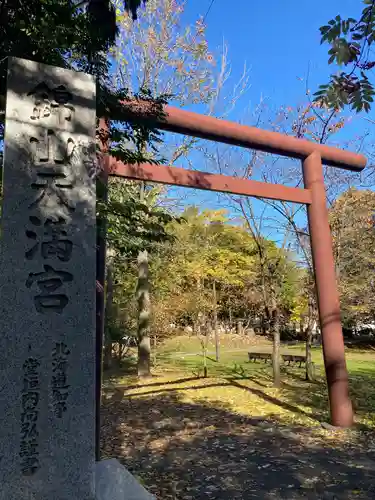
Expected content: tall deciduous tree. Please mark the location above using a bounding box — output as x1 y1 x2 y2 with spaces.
111 0 250 163
330 188 375 327
104 176 178 376
108 0 249 375
201 97 348 384
108 204 302 376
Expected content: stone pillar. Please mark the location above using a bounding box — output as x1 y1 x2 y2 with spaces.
0 58 97 499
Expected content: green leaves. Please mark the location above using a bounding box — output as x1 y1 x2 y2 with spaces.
320 16 357 44
314 72 375 112
326 39 360 65
320 17 342 43
105 177 181 259
316 3 375 112
124 0 146 19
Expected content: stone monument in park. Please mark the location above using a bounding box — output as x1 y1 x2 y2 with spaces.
0 58 153 500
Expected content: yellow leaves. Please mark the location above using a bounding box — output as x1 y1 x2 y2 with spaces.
328 119 345 133
290 297 308 323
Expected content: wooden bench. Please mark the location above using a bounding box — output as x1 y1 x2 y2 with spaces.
282 354 306 367
248 352 272 364
248 352 307 367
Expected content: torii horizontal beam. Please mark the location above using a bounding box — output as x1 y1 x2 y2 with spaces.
118 101 366 171
109 159 312 205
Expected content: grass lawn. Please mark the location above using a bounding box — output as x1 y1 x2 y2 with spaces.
101 335 375 499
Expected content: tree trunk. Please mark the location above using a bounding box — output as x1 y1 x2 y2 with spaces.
272 307 281 387
305 296 314 381
103 259 114 371
236 320 243 335
213 280 219 362
201 337 208 378
305 325 314 381
137 249 151 377
153 334 157 367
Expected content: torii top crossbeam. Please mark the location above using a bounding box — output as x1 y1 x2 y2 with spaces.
118 101 366 171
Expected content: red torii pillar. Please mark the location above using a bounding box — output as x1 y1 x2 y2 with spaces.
303 152 353 426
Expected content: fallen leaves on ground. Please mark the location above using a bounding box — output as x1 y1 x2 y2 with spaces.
101 371 375 499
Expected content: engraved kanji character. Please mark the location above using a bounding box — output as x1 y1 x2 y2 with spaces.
26 264 73 314
21 409 39 424
30 132 74 165
22 358 40 390
26 264 73 292
25 215 73 262
53 402 68 418
28 82 74 129
19 437 38 458
22 392 39 411
23 358 40 375
52 389 69 402
21 422 38 441
51 85 74 126
23 377 40 392
52 389 69 418
52 358 69 374
51 371 69 390
29 171 75 212
28 82 52 121
53 342 70 356
52 342 70 372
20 455 40 476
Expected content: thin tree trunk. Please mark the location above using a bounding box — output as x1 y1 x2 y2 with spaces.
305 295 314 381
272 306 281 387
201 336 208 378
137 249 151 377
213 280 219 362
153 334 157 366
103 259 114 370
237 320 243 335
305 325 313 381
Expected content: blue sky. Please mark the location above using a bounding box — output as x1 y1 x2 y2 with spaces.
183 0 366 123
163 0 373 241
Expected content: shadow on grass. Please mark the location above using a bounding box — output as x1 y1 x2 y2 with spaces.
113 379 319 422
112 376 202 391
106 352 375 431
227 379 322 422
101 387 375 500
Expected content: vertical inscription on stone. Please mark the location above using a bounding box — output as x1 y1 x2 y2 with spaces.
25 81 76 315
51 343 70 418
0 58 96 500
20 355 41 476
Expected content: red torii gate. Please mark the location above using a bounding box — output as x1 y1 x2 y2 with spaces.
97 102 366 433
